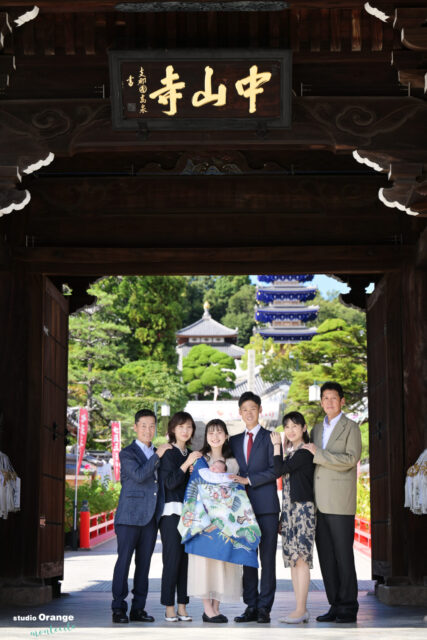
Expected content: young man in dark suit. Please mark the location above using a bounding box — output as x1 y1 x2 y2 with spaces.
111 409 172 624
229 391 281 623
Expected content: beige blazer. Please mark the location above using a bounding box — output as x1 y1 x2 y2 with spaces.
311 413 362 516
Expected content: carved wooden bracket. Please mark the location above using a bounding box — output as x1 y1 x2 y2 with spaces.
335 274 378 311
361 5 427 216
0 7 39 90
0 110 54 217
353 151 427 217
0 166 30 216
0 6 50 216
50 276 97 314
366 4 427 93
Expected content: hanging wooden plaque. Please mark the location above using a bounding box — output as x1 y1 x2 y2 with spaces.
109 49 291 130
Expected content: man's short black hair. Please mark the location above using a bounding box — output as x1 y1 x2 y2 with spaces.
238 391 261 407
320 382 344 399
134 409 156 424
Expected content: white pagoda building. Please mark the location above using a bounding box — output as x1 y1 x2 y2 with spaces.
176 301 245 369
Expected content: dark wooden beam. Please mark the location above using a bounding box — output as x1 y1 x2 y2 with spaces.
8 244 411 275
2 96 427 155
25 174 389 215
2 0 372 11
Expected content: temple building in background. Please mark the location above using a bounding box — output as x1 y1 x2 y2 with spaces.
255 275 319 343
176 301 245 370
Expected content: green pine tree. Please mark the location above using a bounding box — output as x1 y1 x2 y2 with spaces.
182 344 236 399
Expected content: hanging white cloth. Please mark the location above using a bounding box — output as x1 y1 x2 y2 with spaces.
0 451 21 519
404 449 427 515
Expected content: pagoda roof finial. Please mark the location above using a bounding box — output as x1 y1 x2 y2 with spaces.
203 300 211 318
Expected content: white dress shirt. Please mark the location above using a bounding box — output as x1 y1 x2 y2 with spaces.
243 423 262 462
322 412 343 448
135 439 155 459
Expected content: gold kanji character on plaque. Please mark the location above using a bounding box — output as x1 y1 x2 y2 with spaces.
192 66 227 108
149 65 186 116
126 75 135 87
235 65 272 114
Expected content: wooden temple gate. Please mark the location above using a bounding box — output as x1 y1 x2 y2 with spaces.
0 0 426 605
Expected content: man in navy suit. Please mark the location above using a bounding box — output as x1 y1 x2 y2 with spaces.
111 409 172 624
229 392 281 623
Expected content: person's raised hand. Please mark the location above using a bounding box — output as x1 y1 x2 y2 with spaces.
270 432 281 446
156 443 173 458
187 451 202 465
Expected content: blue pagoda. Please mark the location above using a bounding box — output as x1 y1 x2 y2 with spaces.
255 275 319 343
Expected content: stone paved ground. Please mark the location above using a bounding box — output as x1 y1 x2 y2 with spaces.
1 534 426 639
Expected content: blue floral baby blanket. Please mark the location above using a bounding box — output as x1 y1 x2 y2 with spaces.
178 458 261 567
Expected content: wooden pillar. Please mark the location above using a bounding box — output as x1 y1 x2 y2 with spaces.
367 271 406 582
367 255 427 605
400 261 427 586
0 271 68 605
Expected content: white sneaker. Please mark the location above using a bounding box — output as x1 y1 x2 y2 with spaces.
165 614 179 622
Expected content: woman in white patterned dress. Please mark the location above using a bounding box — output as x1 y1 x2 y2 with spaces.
187 419 242 623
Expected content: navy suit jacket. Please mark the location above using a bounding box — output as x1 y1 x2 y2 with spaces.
229 427 281 516
114 440 165 527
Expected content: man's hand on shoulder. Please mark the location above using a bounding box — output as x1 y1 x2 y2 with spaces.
156 443 173 458
302 443 317 456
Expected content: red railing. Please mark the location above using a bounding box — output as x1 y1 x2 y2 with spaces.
354 516 371 556
79 508 116 549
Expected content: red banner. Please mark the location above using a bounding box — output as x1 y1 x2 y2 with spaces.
111 421 121 482
77 408 89 474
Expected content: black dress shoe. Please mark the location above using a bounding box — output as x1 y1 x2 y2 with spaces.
234 606 258 623
129 609 155 622
202 613 228 623
336 615 357 623
257 608 271 623
316 611 336 622
215 614 228 623
112 610 129 624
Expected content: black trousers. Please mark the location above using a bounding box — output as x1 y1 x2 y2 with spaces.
242 512 279 612
159 514 189 606
112 519 157 611
316 511 359 617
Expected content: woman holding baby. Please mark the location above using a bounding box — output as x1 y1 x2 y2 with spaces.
185 419 242 623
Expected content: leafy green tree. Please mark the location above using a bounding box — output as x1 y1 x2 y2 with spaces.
109 359 189 443
261 344 295 383
221 283 256 346
308 291 366 327
180 276 217 326
64 478 121 533
182 344 236 398
68 286 131 445
179 276 251 328
94 276 186 366
240 334 279 369
284 318 367 426
208 276 251 320
252 291 366 386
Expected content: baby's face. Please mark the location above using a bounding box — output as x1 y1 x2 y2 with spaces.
211 461 227 473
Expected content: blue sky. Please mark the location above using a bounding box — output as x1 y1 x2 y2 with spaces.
249 275 374 297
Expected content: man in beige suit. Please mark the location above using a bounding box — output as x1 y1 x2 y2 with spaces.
303 382 361 623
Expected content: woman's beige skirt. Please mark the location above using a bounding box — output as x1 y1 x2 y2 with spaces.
187 553 242 602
